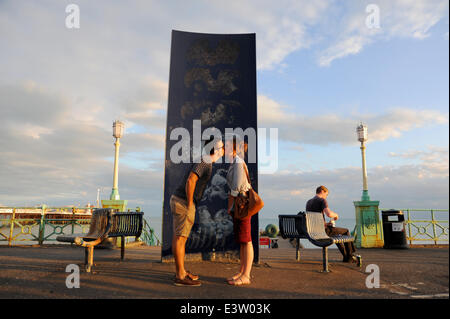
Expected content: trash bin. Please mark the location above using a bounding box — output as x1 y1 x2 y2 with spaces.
382 210 409 249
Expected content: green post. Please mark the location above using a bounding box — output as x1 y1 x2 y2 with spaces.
71 207 76 235
431 210 437 245
101 199 128 212
407 209 412 245
354 193 384 248
9 208 15 246
38 205 47 245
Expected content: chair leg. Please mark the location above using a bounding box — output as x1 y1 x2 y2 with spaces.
295 239 301 261
322 247 330 273
121 236 125 260
85 246 94 273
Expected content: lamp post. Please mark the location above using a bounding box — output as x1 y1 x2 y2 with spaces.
110 120 124 200
101 120 128 212
356 123 370 201
353 122 383 248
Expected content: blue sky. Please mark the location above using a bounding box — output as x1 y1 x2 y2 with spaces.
0 0 448 221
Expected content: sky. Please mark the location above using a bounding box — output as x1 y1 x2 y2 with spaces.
0 0 448 220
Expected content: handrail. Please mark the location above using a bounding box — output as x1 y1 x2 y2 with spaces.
0 206 161 247
140 219 161 246
379 208 448 245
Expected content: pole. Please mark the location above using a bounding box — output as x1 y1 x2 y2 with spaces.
360 141 370 201
110 137 120 200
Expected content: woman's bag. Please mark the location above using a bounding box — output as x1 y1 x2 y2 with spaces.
234 163 264 220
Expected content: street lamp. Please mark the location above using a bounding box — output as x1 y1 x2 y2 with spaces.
353 122 383 248
356 123 370 201
110 120 124 200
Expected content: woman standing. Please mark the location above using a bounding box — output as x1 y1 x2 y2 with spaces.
225 137 253 286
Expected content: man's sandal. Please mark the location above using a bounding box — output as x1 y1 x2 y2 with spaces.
186 271 199 281
174 277 201 287
228 274 251 286
173 271 199 281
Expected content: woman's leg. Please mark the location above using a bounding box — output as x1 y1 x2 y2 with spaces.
229 242 252 285
227 245 244 281
241 241 253 282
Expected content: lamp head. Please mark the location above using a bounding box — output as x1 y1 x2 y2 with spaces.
113 120 124 138
356 123 368 143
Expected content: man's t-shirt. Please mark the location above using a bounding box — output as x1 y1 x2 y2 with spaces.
174 160 212 205
305 195 328 220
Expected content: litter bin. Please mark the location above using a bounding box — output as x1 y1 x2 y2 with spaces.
382 210 409 249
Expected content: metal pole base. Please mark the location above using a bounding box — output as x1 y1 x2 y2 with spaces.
295 239 301 261
320 247 330 273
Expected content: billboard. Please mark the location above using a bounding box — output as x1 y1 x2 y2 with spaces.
162 30 258 262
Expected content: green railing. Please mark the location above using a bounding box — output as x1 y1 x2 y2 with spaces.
380 208 448 245
0 206 160 246
140 219 161 246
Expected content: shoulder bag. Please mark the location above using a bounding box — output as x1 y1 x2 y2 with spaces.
234 163 264 220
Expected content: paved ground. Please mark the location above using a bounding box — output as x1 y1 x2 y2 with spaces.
0 239 448 299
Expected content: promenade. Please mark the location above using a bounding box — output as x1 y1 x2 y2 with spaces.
0 240 448 299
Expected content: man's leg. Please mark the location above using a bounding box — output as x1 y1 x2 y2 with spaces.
170 195 197 282
326 226 351 261
172 235 188 279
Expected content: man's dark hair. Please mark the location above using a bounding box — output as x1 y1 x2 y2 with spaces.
316 185 328 194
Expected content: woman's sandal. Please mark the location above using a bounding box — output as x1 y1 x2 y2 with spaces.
226 273 242 282
228 274 251 286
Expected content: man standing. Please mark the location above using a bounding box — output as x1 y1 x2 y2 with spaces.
170 137 224 286
306 186 357 263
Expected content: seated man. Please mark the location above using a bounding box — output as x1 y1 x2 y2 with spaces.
306 185 359 263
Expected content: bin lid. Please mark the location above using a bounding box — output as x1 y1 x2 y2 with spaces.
382 209 403 215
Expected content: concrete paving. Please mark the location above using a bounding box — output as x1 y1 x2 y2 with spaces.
0 239 448 299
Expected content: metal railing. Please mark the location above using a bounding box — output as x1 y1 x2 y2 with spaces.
380 208 448 245
0 206 161 246
140 219 161 246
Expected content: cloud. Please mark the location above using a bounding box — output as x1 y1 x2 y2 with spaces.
317 0 449 66
318 35 372 67
0 82 164 209
389 146 449 177
259 154 449 219
258 94 449 145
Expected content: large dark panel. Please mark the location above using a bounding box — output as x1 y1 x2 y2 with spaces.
162 30 258 262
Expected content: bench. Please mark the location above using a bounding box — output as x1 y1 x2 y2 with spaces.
279 211 355 272
57 208 144 272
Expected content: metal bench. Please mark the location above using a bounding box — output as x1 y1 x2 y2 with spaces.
57 208 144 272
279 211 355 272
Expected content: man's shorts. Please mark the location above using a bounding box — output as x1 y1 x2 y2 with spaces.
170 195 195 238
